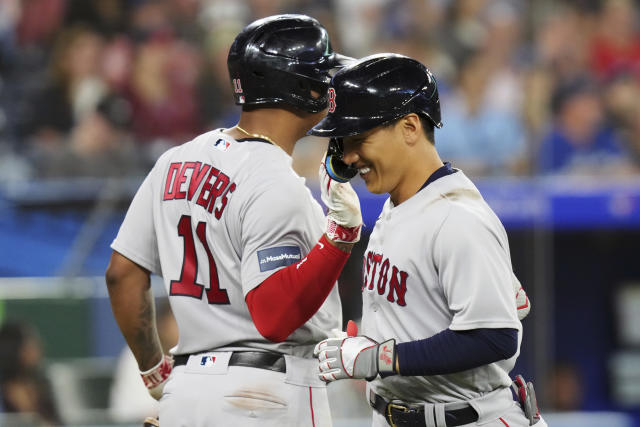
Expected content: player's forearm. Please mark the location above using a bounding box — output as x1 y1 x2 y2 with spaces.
396 328 518 376
246 235 349 342
106 253 163 371
110 286 163 370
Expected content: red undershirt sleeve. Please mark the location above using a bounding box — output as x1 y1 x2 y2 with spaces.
245 235 349 342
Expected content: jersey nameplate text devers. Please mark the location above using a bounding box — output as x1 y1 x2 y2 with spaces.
163 161 237 219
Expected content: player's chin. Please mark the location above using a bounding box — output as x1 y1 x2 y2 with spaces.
364 179 384 195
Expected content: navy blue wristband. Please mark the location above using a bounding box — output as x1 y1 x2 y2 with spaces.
396 328 518 376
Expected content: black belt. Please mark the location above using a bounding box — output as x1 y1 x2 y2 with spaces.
370 390 478 427
174 351 286 373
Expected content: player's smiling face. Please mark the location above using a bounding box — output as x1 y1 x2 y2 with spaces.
342 122 407 197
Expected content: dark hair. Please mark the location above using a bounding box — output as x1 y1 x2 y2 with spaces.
420 115 435 144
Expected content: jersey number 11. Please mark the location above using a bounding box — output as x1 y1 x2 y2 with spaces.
170 215 230 304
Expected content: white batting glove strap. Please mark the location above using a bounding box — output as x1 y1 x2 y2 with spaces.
377 339 396 376
140 354 173 400
314 336 379 382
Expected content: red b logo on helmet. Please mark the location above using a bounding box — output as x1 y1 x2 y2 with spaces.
328 88 336 113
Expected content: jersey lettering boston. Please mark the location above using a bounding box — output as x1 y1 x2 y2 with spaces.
362 251 408 306
162 160 237 219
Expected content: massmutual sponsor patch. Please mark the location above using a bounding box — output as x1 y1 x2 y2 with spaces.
257 246 302 272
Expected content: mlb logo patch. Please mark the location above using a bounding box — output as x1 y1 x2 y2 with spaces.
184 352 230 374
200 355 216 367
213 138 231 152
257 246 302 272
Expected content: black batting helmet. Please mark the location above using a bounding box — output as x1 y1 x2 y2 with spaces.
227 14 352 113
309 53 442 137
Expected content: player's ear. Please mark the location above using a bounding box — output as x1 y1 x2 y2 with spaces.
399 113 421 146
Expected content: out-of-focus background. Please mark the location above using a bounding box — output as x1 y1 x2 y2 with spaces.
1 0 640 425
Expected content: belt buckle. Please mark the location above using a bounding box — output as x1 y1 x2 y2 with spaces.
386 403 410 427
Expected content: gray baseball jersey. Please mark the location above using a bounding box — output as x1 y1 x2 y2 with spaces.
361 170 522 403
112 130 342 358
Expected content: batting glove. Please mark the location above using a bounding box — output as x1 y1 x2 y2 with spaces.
140 354 173 400
512 275 531 320
314 336 396 382
319 154 362 244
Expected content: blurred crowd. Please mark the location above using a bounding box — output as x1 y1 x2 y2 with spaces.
1 0 640 182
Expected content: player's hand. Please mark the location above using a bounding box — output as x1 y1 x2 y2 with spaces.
324 138 358 183
319 151 362 244
140 354 173 400
313 335 396 382
512 275 531 320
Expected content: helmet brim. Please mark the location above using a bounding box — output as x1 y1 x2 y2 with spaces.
308 114 388 138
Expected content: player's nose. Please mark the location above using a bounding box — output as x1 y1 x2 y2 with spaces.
342 144 359 166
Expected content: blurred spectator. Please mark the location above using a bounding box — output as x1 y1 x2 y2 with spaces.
334 0 387 56
436 52 528 176
129 0 173 41
0 0 20 74
0 321 60 425
197 26 241 130
29 94 142 178
546 361 585 411
64 0 129 37
27 25 107 147
16 0 65 48
439 0 490 67
383 0 447 44
166 0 206 43
615 89 640 169
0 0 639 183
101 35 135 93
479 1 526 115
537 76 635 175
522 67 555 144
589 0 640 83
109 300 178 423
124 30 202 148
602 72 640 129
534 4 593 82
197 0 248 35
251 0 288 18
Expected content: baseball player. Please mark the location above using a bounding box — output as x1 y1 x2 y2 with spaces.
310 54 546 427
105 15 360 427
